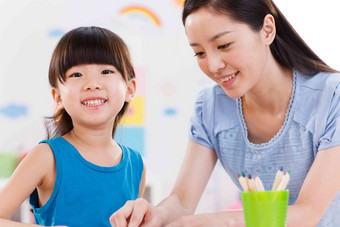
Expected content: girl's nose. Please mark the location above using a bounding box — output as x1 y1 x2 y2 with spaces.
207 54 226 74
84 78 102 91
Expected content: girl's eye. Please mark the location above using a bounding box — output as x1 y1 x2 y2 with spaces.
70 72 82 78
194 52 205 58
102 70 114 74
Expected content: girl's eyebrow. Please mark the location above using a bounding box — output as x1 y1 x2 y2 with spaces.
189 30 232 47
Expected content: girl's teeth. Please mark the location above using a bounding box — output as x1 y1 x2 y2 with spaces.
83 100 105 106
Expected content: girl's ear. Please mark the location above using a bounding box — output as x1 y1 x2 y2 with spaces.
125 79 136 102
51 88 63 109
262 14 276 46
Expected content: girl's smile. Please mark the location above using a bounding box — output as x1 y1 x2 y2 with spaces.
53 63 134 127
81 97 107 109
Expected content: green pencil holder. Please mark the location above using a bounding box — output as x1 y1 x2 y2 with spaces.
241 190 289 227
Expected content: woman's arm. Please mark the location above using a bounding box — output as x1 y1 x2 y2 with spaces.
112 144 340 227
138 159 147 198
0 143 64 226
166 145 340 227
157 140 218 223
286 145 340 226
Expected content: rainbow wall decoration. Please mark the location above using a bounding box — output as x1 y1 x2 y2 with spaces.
119 6 161 27
172 0 185 8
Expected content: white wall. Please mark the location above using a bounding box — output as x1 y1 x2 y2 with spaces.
0 0 339 215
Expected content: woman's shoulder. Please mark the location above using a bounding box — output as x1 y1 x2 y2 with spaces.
197 83 232 97
296 71 340 105
196 84 237 108
193 84 240 130
297 70 340 90
293 70 340 133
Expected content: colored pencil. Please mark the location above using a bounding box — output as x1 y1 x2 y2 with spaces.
272 166 283 190
247 174 256 192
254 174 265 191
238 173 249 192
277 171 290 191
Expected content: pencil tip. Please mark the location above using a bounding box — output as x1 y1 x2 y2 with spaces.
242 172 246 177
255 174 258 178
280 166 283 171
248 174 252 179
237 173 240 178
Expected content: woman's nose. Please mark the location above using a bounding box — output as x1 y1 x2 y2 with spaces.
207 54 226 74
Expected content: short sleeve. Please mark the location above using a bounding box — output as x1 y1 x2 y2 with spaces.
318 82 340 150
188 89 214 149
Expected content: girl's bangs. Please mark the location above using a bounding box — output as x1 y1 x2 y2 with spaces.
58 31 121 81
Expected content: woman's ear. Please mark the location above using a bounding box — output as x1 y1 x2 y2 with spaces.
51 88 63 109
125 79 136 102
262 14 276 46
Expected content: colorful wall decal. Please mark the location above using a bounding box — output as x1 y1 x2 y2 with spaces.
115 127 145 156
164 107 177 116
0 103 28 118
121 96 144 125
47 29 65 38
119 6 161 27
172 0 185 8
115 64 146 157
134 66 146 96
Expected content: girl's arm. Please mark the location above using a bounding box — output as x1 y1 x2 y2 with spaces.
110 140 218 226
0 143 65 226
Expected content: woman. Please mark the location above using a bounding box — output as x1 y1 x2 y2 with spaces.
110 0 340 226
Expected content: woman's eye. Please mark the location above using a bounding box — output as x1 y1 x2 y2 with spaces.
102 70 114 74
218 43 231 50
70 73 82 77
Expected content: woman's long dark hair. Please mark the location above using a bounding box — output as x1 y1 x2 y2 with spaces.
182 0 337 75
46 26 135 139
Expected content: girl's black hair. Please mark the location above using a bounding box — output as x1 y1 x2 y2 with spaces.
182 0 337 75
46 26 135 139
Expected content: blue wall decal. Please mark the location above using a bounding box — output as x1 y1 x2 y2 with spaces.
0 103 29 118
115 126 145 156
164 107 177 116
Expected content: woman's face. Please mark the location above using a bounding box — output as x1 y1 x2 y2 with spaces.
184 7 272 98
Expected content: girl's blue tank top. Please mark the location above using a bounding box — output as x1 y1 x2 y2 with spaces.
29 136 144 227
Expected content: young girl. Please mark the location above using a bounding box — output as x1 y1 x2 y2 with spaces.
0 26 146 226
110 0 340 226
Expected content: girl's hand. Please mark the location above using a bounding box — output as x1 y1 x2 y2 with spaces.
110 198 163 227
165 211 245 227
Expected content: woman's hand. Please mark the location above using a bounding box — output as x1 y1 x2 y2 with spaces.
165 211 245 227
110 198 163 227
